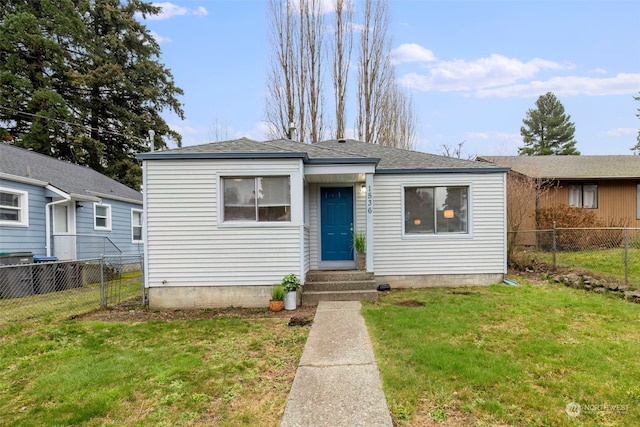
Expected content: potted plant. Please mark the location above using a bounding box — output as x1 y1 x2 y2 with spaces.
281 273 301 310
269 285 285 312
353 231 366 270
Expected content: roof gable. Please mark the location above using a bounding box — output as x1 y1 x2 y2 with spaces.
0 143 142 202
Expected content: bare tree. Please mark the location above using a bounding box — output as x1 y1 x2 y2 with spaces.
266 0 415 147
440 141 474 159
505 171 556 262
332 0 353 139
300 0 325 143
265 0 325 143
356 0 391 144
265 0 298 140
356 0 416 148
377 78 416 149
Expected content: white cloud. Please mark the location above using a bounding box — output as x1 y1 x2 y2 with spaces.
398 54 570 92
391 43 436 65
475 73 640 98
144 2 209 20
289 0 343 14
149 31 172 44
607 127 638 137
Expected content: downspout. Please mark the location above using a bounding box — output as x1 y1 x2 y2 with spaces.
45 196 70 257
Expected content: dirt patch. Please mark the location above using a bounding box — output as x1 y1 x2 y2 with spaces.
394 300 425 307
77 297 317 322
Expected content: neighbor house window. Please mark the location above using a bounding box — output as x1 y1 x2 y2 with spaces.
569 184 597 209
132 209 143 242
0 188 28 226
404 186 468 234
223 176 291 222
637 184 640 220
94 203 112 230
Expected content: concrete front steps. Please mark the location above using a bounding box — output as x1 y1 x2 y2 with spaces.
302 270 378 306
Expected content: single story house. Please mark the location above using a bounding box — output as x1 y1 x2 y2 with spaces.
138 138 509 308
477 155 640 230
0 143 144 260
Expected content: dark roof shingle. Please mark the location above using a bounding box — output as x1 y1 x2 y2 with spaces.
477 155 640 179
140 138 505 173
0 143 142 202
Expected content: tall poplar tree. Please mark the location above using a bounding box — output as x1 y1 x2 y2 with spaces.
518 92 579 156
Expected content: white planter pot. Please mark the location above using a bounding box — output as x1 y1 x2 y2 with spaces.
284 291 297 310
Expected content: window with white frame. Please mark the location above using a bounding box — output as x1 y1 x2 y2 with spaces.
94 203 112 230
0 188 28 226
404 186 468 234
132 209 143 242
222 176 291 222
568 184 597 209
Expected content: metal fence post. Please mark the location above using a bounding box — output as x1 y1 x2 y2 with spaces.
624 228 629 287
100 255 106 309
552 221 557 271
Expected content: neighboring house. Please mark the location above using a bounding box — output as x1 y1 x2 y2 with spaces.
0 143 143 260
478 155 640 230
138 138 509 309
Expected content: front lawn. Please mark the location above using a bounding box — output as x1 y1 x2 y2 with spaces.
0 309 311 426
363 281 640 426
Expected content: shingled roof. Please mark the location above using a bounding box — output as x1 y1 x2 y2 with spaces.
138 138 506 174
0 143 142 203
477 155 640 179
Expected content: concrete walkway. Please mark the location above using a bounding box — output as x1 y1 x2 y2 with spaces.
280 301 393 427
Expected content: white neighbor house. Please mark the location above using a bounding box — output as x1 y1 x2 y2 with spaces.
137 138 509 308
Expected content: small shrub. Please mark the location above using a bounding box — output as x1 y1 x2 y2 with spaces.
281 274 301 292
271 285 285 301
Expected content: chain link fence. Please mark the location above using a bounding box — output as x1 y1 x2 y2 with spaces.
0 254 143 323
508 227 640 289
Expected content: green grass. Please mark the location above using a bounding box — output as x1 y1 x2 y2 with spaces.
363 282 640 426
523 248 640 289
0 311 309 426
0 273 142 323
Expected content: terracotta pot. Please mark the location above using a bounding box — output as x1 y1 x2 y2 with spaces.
356 253 366 270
269 300 284 312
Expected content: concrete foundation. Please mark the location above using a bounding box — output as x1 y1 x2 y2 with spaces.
148 285 300 309
376 273 504 289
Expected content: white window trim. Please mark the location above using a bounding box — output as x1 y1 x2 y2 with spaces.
94 203 112 231
0 187 29 227
401 184 472 237
131 208 143 243
219 175 292 225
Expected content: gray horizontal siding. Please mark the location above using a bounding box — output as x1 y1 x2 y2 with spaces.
145 159 303 287
372 173 506 276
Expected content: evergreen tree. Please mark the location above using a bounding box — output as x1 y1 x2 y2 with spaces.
0 0 84 159
0 0 184 190
518 92 579 156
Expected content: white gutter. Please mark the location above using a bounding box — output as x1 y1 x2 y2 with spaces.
44 185 71 257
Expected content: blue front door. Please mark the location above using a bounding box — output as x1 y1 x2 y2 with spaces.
321 187 354 261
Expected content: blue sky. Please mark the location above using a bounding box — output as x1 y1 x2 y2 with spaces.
140 0 640 157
